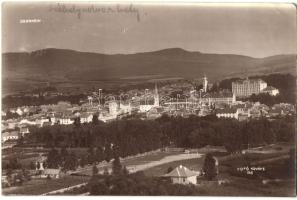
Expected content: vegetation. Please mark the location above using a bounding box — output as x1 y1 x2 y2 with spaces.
2 94 86 110
202 153 217 180
87 171 201 195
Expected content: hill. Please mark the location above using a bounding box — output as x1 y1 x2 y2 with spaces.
2 48 296 95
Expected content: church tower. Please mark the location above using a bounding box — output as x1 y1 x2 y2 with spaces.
154 83 160 107
203 74 208 92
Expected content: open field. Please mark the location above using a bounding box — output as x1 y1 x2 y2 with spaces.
196 177 295 196
2 175 90 195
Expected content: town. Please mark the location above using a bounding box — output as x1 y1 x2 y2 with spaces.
2 73 295 196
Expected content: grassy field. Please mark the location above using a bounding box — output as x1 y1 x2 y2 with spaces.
2 175 90 195
121 151 182 166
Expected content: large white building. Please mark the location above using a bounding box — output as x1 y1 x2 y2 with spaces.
232 79 267 97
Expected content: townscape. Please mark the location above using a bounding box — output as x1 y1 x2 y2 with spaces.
2 72 296 196
1 2 296 197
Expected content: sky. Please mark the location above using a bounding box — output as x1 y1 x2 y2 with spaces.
2 2 296 58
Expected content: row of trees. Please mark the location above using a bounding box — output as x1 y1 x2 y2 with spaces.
157 114 294 153
25 114 294 159
2 94 86 110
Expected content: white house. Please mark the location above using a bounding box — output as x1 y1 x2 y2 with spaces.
163 165 200 185
80 113 93 123
261 86 279 96
2 131 19 142
41 168 63 179
216 108 239 120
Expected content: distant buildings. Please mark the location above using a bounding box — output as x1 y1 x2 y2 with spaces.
2 131 19 142
261 86 279 96
232 79 268 97
201 90 236 105
139 84 160 113
216 108 239 120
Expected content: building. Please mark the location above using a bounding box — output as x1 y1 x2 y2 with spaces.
261 86 279 96
109 101 119 116
41 169 63 179
154 84 160 107
202 75 208 92
2 131 19 142
216 108 239 119
201 90 236 105
163 165 200 185
139 84 160 113
232 78 267 97
80 113 93 123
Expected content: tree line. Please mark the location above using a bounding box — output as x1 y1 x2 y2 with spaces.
23 114 294 162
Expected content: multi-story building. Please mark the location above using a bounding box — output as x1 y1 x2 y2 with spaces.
201 90 236 105
232 79 267 97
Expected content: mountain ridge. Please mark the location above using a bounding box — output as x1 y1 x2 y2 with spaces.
2 47 296 94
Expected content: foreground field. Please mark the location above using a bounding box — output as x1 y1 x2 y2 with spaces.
2 175 89 195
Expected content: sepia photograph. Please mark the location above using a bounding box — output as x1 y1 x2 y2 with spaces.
1 1 296 196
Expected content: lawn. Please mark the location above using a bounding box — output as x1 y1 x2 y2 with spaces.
2 175 90 195
121 151 182 166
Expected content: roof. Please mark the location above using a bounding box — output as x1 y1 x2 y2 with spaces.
216 108 238 114
2 131 19 137
163 165 198 178
202 91 233 98
233 79 266 84
44 168 61 175
262 86 278 91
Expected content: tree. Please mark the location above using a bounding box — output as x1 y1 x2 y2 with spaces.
92 115 99 125
79 156 87 168
46 148 61 168
95 146 104 162
36 162 41 170
103 167 109 175
104 144 112 162
92 165 99 176
112 155 122 175
167 166 173 174
202 153 217 180
29 161 36 170
74 117 81 127
63 152 78 172
122 166 129 175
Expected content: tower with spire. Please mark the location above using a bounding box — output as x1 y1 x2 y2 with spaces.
203 74 208 92
154 83 160 107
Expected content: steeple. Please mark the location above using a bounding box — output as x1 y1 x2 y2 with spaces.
154 83 160 107
203 74 208 92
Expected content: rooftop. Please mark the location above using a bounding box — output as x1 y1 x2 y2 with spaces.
163 165 198 178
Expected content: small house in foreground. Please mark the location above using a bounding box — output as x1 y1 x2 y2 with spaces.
163 165 200 185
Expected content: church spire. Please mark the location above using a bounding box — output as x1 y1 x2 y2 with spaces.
154 83 160 107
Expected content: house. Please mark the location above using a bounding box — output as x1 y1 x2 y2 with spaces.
163 165 200 185
2 131 20 142
146 107 164 119
19 126 30 136
41 168 63 179
261 86 279 96
80 113 93 123
216 108 239 120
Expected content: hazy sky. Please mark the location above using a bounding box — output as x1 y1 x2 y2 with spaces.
2 2 296 58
